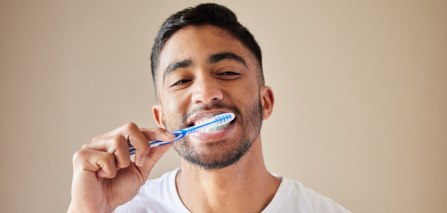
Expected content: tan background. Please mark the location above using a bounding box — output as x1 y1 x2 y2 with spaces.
1 0 446 212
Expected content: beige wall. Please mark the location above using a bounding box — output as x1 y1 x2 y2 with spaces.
1 0 446 212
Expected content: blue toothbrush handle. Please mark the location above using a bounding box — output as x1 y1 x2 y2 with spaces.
128 112 235 155
129 131 185 155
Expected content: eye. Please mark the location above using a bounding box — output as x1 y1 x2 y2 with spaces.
217 71 241 79
170 79 191 88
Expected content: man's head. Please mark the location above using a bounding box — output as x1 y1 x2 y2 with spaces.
151 3 264 93
150 3 274 170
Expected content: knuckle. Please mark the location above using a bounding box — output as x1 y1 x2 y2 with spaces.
156 127 172 137
94 152 112 164
103 152 115 163
111 135 125 150
144 127 166 140
153 128 164 134
124 122 138 131
97 153 116 171
91 134 103 143
113 134 126 142
72 149 88 164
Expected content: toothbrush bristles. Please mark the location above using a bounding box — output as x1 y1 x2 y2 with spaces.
189 113 235 134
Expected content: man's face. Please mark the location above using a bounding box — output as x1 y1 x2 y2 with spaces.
153 25 272 169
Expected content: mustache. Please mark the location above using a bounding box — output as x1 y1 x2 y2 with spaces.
180 102 241 126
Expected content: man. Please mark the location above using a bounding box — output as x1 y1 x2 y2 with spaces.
68 3 350 213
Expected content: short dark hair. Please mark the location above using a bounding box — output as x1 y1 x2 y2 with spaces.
150 3 264 89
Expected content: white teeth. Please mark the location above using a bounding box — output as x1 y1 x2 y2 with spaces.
191 115 233 134
201 121 230 133
194 117 213 126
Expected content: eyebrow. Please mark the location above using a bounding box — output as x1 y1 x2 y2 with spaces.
163 59 192 82
208 52 247 68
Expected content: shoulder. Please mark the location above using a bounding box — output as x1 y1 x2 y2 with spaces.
263 177 351 213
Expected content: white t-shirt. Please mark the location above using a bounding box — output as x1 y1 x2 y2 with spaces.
114 169 350 213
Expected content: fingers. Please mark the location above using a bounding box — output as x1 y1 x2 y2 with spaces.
123 122 151 167
140 127 176 144
88 122 149 167
73 122 175 179
73 148 117 178
82 134 131 169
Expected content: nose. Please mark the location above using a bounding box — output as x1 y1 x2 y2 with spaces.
191 76 223 105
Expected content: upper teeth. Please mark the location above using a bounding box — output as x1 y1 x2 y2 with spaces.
194 117 213 126
199 120 231 133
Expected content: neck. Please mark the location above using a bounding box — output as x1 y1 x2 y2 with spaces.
176 137 281 213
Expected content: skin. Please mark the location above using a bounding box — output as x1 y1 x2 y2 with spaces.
68 25 279 213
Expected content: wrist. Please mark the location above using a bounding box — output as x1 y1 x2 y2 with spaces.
67 202 111 213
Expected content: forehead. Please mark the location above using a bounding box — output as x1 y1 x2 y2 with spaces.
155 25 258 84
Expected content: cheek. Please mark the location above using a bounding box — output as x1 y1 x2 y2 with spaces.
227 87 259 118
231 81 259 103
160 93 189 127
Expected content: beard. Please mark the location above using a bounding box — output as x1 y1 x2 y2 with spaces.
164 97 264 170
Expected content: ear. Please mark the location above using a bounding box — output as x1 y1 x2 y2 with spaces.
260 86 274 120
152 105 166 128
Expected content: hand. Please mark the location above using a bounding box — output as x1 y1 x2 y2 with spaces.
68 122 175 213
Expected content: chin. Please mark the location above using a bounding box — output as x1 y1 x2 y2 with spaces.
174 137 254 170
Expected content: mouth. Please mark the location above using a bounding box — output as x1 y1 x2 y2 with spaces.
187 111 237 134
195 117 235 133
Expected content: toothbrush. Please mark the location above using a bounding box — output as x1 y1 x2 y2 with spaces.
129 112 235 155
